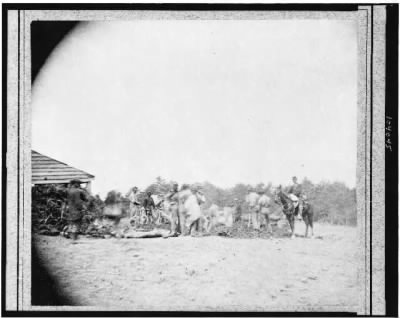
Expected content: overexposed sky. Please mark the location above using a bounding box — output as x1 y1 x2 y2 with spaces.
32 19 358 196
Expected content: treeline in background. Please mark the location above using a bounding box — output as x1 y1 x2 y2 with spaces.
32 176 357 234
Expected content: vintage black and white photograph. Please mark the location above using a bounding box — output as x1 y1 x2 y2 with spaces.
3 4 396 315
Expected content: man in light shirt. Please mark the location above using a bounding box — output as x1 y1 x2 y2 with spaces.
245 186 260 230
126 186 140 219
166 182 180 236
288 176 303 220
258 189 272 232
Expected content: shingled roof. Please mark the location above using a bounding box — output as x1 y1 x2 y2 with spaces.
32 150 95 184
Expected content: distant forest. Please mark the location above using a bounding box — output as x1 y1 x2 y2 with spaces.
136 176 357 226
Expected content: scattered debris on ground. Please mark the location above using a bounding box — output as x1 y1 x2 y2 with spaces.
209 220 292 239
41 216 296 240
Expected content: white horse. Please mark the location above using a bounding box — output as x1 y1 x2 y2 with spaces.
202 204 235 232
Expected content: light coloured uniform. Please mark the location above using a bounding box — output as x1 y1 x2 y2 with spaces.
288 183 302 208
194 191 206 232
258 194 271 215
127 190 140 219
178 188 202 235
245 191 260 229
166 189 180 234
258 194 272 229
288 193 299 206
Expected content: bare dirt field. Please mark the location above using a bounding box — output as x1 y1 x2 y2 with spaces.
34 222 358 312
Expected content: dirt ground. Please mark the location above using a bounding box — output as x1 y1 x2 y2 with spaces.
34 222 358 312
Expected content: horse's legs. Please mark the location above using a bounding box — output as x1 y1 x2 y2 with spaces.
309 214 314 238
191 219 200 235
286 214 295 238
188 221 194 236
305 219 309 238
290 215 295 238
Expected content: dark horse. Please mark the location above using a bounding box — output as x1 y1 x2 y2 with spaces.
298 199 314 238
274 188 298 238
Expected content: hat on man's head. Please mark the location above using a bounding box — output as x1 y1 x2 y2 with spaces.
181 184 190 190
70 179 82 186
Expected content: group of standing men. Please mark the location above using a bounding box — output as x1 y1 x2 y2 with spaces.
125 182 206 236
245 186 272 231
126 186 158 220
245 176 304 230
163 182 206 236
62 176 305 240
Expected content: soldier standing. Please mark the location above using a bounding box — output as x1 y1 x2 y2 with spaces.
126 186 140 219
143 191 156 222
166 182 180 236
233 198 242 222
66 179 88 241
245 186 260 230
192 185 206 234
258 190 272 232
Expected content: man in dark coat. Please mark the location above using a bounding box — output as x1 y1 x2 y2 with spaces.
66 179 88 240
233 198 242 222
143 191 156 220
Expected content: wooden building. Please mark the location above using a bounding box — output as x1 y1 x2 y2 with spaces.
32 150 95 192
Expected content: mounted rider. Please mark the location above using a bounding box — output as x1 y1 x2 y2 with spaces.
288 176 303 219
